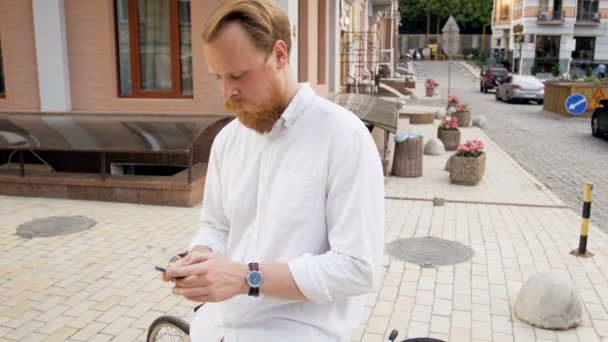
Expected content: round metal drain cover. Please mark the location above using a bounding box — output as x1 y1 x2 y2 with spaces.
386 237 473 267
17 216 96 238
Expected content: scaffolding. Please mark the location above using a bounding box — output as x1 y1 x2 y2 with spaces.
341 31 381 95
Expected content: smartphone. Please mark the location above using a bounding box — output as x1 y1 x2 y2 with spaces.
155 265 167 273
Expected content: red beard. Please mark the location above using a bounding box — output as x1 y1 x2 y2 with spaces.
225 78 288 134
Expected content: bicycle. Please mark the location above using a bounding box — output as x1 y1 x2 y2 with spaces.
147 254 445 342
146 320 445 342
148 252 194 342
147 315 190 342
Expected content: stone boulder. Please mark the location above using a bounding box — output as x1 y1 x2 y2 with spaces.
514 272 583 330
424 138 445 156
473 116 487 129
445 154 455 171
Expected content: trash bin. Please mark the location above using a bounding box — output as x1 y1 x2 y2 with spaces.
392 133 423 177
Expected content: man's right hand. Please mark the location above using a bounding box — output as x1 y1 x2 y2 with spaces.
161 245 212 282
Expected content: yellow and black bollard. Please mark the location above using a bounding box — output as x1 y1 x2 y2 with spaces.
571 183 594 258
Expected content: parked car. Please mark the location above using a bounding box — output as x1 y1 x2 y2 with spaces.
495 75 544 104
480 67 509 93
592 99 608 138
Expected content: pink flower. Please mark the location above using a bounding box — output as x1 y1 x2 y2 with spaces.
426 78 439 90
456 139 484 157
448 95 461 103
454 103 468 112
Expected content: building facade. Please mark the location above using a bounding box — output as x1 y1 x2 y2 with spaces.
0 0 338 114
491 0 608 75
0 0 399 115
339 0 400 86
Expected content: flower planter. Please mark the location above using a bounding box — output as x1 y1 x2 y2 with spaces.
453 110 472 127
437 128 461 151
405 80 416 89
426 88 435 97
447 102 458 109
449 152 486 186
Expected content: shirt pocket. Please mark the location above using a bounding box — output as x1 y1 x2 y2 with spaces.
267 171 316 227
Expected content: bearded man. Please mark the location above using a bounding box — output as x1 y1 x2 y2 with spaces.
164 1 384 341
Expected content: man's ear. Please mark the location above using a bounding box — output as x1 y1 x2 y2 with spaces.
272 40 289 70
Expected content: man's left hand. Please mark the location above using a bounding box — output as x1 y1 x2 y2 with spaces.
166 252 249 302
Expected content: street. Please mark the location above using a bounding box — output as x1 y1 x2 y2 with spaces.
413 61 608 235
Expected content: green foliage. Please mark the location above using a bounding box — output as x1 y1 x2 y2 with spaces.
552 63 561 77
583 76 600 82
399 0 494 34
585 65 593 78
530 65 537 76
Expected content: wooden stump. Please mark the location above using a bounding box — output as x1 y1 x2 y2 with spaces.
392 136 423 177
409 113 435 124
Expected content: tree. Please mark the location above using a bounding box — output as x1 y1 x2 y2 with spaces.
399 0 493 34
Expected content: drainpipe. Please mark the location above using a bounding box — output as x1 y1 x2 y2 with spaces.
390 1 395 78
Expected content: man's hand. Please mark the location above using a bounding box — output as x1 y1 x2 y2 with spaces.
160 245 212 282
166 252 249 303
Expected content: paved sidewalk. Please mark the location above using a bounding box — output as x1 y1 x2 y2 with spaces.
1 115 608 341
355 118 608 342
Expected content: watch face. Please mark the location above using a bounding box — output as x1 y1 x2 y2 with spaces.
247 271 263 287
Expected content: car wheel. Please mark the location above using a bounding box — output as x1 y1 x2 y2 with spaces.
592 115 602 137
484 85 488 93
537 100 544 105
480 83 484 92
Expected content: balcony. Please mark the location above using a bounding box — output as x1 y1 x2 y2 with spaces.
576 11 601 25
537 10 565 24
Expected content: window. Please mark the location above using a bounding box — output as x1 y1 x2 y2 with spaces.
572 37 595 59
500 0 510 19
535 35 560 73
514 0 523 18
0 37 5 97
115 0 192 98
577 0 600 21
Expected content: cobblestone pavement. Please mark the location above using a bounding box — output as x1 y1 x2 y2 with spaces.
415 60 608 235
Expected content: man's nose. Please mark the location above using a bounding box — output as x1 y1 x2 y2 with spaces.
222 82 239 101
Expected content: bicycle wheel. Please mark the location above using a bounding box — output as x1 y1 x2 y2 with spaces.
146 315 190 342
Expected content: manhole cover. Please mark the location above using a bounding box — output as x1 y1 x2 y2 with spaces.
386 237 473 267
17 216 97 238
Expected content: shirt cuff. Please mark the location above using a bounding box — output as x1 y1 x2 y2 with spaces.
189 238 225 257
288 253 333 303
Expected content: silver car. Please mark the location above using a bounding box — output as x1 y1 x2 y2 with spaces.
495 75 545 104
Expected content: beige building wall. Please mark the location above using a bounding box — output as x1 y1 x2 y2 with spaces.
64 0 225 115
0 0 41 112
0 0 332 114
298 0 330 96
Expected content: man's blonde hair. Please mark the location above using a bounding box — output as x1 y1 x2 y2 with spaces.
203 0 291 57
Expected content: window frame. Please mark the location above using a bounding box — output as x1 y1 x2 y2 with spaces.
0 36 5 98
577 0 600 20
572 36 595 59
113 0 192 99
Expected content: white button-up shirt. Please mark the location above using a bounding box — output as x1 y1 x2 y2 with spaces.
189 84 384 342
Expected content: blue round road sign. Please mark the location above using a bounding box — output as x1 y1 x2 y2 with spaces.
565 94 588 116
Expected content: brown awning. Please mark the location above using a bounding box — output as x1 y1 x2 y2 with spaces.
0 113 231 153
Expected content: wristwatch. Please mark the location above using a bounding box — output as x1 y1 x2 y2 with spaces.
246 263 263 297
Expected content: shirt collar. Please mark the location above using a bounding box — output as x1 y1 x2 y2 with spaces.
280 83 315 129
